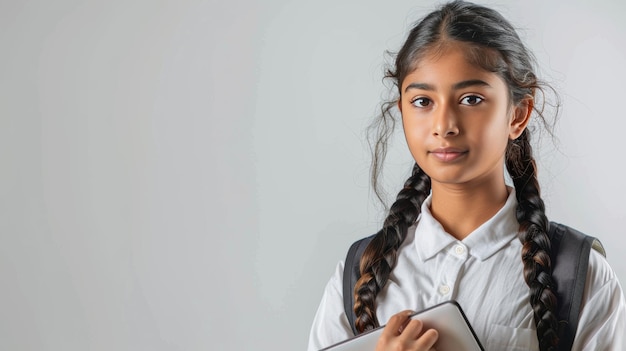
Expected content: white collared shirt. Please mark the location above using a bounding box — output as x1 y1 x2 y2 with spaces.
307 190 626 351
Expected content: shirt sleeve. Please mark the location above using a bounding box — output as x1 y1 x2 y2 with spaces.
307 261 354 351
573 249 626 350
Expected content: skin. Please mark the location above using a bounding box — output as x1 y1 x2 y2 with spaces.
376 310 438 351
377 42 532 350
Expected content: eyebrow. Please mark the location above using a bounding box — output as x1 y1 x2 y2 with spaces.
404 79 492 93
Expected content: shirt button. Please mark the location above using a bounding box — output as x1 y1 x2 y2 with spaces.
454 245 465 255
439 285 450 295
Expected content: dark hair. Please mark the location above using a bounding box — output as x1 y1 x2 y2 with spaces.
354 1 560 350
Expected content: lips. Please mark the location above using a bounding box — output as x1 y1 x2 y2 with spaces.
429 147 468 162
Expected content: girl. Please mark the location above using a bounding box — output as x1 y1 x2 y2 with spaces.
307 1 626 351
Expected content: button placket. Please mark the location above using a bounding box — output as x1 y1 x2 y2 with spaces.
436 243 469 300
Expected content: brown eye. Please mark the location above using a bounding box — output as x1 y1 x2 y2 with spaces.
411 97 432 108
460 95 483 105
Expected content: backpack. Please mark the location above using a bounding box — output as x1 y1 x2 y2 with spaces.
342 221 605 351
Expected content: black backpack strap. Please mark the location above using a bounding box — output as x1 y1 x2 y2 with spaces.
342 234 375 336
548 221 605 351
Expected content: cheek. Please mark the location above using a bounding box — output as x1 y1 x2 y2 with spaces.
402 121 428 160
472 122 511 153
402 117 422 142
402 109 429 135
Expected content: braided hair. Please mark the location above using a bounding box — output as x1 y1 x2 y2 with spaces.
507 129 559 349
355 1 560 349
354 163 431 331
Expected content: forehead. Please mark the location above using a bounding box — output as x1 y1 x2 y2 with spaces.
401 42 506 91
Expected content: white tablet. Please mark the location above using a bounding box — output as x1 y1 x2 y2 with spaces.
319 300 484 351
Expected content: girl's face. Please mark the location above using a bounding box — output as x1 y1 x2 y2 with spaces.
399 43 530 189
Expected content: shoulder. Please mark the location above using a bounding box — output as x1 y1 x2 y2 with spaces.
307 261 352 351
548 222 615 297
321 260 345 299
308 234 381 350
574 244 626 349
548 222 605 275
585 247 618 293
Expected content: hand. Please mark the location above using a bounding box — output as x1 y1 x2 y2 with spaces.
375 310 439 351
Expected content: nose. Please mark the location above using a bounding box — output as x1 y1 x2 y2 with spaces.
432 104 459 137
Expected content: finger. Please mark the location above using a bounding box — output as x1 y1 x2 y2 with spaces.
415 328 439 350
398 318 424 340
382 310 413 337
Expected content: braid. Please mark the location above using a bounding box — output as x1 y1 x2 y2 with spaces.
506 129 559 351
353 164 431 332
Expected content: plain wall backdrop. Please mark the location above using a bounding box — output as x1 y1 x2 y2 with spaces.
1 0 625 350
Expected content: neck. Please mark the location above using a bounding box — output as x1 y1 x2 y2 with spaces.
429 180 510 240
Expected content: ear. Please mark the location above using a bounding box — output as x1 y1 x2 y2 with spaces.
397 98 403 114
509 95 533 139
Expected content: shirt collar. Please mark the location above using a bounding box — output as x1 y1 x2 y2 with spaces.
413 187 519 262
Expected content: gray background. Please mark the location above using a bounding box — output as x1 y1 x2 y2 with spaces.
1 0 625 350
